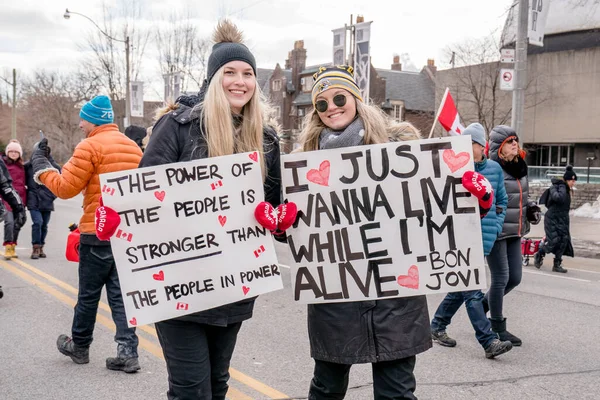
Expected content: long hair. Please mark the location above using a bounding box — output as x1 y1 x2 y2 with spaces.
200 68 272 177
299 99 420 151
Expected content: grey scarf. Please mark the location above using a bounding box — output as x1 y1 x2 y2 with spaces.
319 117 365 150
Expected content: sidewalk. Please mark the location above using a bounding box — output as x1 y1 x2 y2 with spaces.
528 216 600 259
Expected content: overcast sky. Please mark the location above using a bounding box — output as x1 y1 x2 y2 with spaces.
0 0 514 100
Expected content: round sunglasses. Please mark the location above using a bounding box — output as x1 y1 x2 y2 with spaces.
315 94 347 113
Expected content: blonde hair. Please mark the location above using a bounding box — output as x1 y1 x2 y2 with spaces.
299 98 420 151
199 67 273 177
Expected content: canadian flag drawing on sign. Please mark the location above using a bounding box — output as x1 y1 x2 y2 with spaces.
435 88 464 137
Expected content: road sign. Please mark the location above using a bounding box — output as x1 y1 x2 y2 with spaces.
500 68 514 91
501 48 515 63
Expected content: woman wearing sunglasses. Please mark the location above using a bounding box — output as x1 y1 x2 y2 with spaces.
139 20 282 399
485 126 540 347
299 66 431 400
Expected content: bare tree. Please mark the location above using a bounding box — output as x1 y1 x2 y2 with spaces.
18 70 101 162
155 11 211 95
438 33 551 134
79 1 150 105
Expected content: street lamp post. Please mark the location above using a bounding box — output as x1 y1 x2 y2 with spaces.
63 8 131 127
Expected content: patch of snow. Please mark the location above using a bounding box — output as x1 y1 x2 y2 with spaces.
572 194 600 219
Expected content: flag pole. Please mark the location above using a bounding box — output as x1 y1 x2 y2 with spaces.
428 87 449 139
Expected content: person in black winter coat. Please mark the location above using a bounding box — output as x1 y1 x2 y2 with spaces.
298 66 431 400
25 142 62 259
534 166 576 273
139 20 282 400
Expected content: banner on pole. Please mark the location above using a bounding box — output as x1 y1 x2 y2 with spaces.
281 136 487 304
528 0 551 46
99 152 282 326
130 81 144 118
353 21 372 104
332 27 347 65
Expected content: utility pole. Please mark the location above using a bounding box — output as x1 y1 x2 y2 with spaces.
125 36 131 128
1 69 17 139
348 14 354 67
511 0 529 139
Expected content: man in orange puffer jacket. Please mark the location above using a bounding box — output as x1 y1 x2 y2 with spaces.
30 95 143 373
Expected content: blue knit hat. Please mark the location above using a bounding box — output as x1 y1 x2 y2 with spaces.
79 95 114 126
463 123 487 147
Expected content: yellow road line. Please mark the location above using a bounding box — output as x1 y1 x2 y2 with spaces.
5 258 290 399
11 258 159 337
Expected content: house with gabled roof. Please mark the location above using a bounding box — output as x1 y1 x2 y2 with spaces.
263 42 436 153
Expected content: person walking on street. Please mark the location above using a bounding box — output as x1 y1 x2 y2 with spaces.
30 95 143 372
2 140 27 259
430 123 513 359
0 155 27 298
299 65 431 400
24 142 61 259
485 126 541 347
139 20 283 399
534 166 576 273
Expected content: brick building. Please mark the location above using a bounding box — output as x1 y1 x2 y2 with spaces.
259 41 436 153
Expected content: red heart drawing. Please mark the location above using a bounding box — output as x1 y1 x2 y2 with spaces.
154 191 166 202
397 265 419 289
249 152 258 162
306 160 330 186
242 286 250 295
218 215 227 227
152 270 164 281
442 149 470 173
129 317 137 326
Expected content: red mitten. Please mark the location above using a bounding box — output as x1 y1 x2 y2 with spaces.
254 201 277 232
95 197 121 241
276 202 298 232
461 171 493 218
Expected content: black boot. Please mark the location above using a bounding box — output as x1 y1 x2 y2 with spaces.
533 251 544 269
552 258 567 273
490 318 522 346
0 285 3 299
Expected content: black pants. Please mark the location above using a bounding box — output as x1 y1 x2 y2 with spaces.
485 237 523 321
72 243 138 356
3 210 21 245
308 357 417 400
155 320 243 400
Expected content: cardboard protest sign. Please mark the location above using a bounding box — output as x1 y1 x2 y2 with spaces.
99 152 282 326
281 135 487 303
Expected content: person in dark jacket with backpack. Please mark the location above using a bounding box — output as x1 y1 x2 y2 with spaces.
485 125 540 347
139 20 282 399
534 166 576 273
25 142 61 259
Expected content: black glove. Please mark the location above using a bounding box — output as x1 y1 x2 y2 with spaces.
31 138 55 176
38 138 51 158
13 205 26 230
527 202 542 225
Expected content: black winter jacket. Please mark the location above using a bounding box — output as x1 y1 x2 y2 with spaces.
25 160 60 211
543 178 574 257
139 96 282 327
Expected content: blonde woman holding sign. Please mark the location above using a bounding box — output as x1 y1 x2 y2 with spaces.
298 65 431 400
140 20 282 399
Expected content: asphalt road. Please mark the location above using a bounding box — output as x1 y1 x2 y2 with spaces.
1 195 599 399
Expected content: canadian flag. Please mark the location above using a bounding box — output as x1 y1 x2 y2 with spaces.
436 88 464 136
